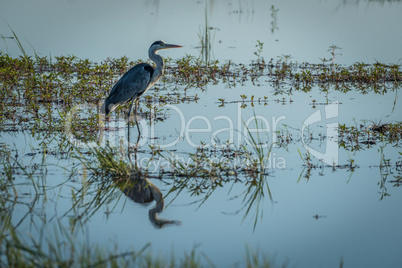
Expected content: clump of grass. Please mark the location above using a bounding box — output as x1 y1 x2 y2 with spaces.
76 143 132 179
239 117 274 229
198 5 216 63
67 142 137 227
339 122 402 151
1 213 202 268
245 245 288 268
0 216 150 267
1 217 284 268
242 114 274 175
253 40 265 66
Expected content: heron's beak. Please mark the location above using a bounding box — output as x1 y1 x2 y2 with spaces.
163 43 182 49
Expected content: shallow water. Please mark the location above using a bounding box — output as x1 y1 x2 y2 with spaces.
3 79 402 267
1 0 402 267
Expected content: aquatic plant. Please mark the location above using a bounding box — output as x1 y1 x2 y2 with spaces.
242 114 273 175
1 42 401 143
0 215 151 267
197 5 217 63
338 122 402 151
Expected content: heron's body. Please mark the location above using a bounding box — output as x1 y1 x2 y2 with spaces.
101 41 181 136
101 63 155 115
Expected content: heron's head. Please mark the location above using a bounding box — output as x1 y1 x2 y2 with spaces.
150 40 182 53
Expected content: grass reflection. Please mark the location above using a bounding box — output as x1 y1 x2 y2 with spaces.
67 113 276 230
159 116 275 229
0 141 283 266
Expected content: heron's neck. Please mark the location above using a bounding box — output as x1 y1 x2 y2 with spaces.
149 51 164 85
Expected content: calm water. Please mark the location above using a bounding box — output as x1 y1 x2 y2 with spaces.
1 0 402 64
1 0 402 267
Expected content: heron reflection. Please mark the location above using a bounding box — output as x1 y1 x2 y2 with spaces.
121 173 181 228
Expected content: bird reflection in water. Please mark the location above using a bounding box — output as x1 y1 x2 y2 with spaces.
121 173 181 228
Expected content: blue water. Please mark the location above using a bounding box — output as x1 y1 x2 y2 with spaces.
1 0 401 64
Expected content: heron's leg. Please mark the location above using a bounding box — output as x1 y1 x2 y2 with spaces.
127 98 136 123
127 98 136 141
134 99 141 138
133 99 141 169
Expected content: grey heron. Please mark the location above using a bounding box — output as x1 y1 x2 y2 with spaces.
101 40 182 139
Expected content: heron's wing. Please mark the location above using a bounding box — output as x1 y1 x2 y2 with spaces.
106 63 154 106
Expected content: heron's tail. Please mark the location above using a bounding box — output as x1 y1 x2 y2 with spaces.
101 99 114 116
101 100 117 116
100 102 107 115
